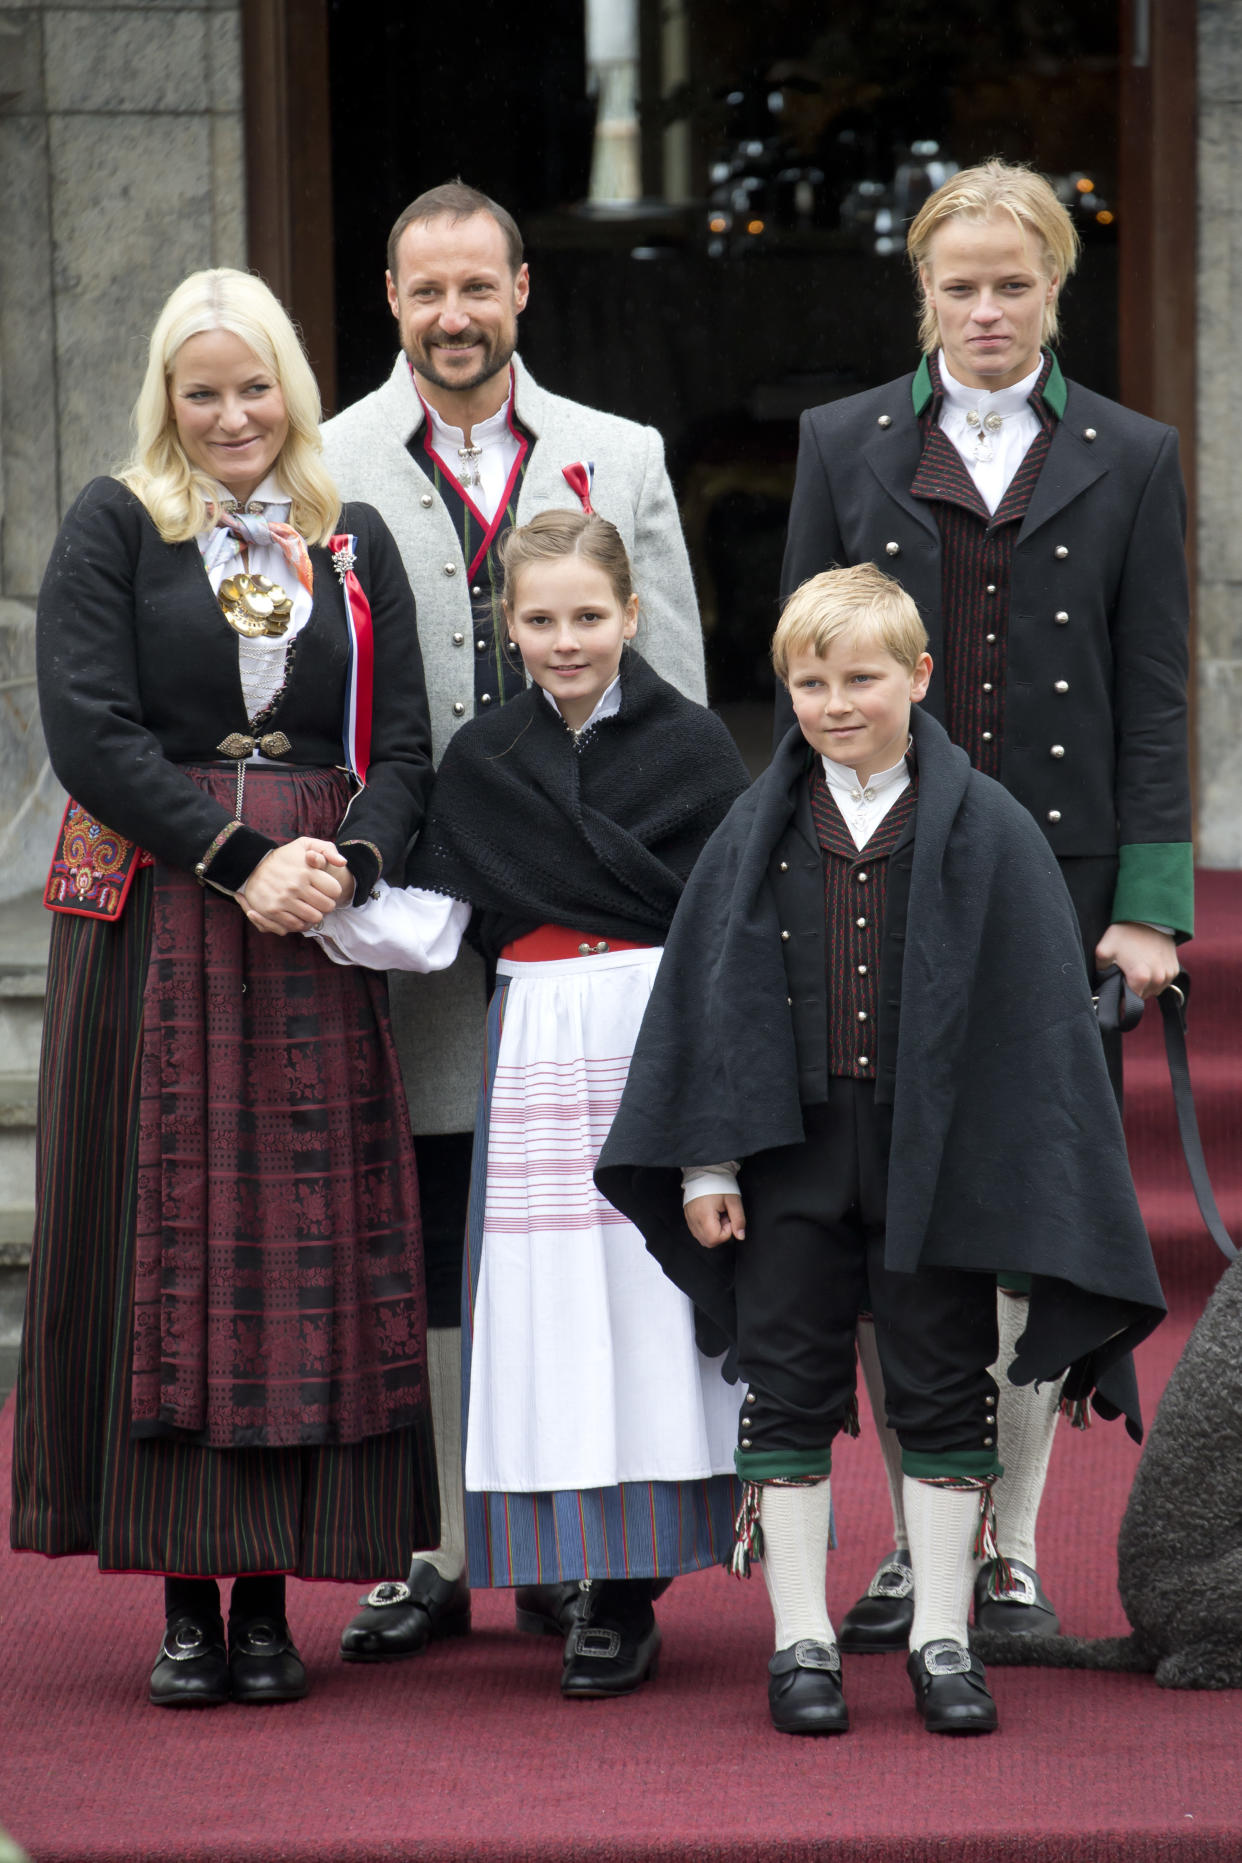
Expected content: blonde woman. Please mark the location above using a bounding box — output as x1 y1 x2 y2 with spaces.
10 269 438 1708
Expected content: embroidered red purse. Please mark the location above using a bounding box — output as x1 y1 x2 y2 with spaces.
43 798 155 921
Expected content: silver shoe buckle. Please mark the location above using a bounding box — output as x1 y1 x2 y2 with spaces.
570 1626 622 1660
793 1640 840 1673
988 1567 1037 1607
868 1559 914 1601
363 1580 412 1609
163 1624 211 1663
922 1639 972 1677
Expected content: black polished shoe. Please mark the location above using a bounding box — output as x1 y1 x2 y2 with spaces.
907 1639 997 1734
149 1612 230 1708
339 1559 472 1663
515 1581 594 1637
229 1616 309 1704
838 1553 915 1653
973 1558 1060 1636
767 1641 849 1735
560 1587 661 1698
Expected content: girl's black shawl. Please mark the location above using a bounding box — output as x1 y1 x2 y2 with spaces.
406 651 750 962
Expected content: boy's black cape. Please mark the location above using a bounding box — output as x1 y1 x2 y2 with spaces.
595 706 1166 1439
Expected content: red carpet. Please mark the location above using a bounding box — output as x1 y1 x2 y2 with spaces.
2 874 1241 1863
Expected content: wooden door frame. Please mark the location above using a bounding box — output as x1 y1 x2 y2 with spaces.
1119 0 1197 596
242 0 338 415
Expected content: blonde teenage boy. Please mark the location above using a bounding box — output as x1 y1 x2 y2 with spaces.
597 564 1165 1737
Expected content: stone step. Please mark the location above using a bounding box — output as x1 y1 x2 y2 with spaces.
0 1075 36 1207
0 1203 34 1266
0 964 46 1074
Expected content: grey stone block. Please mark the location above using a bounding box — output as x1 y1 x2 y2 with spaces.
0 120 58 594
211 110 247 265
45 7 207 115
0 599 65 901
0 987 45 1076
1196 580 1242 662
1197 660 1242 867
0 10 44 112
49 112 217 494
1197 107 1242 586
1199 0 1242 106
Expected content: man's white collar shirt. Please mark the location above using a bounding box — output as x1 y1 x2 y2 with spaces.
425 395 519 525
937 351 1042 515
821 747 911 850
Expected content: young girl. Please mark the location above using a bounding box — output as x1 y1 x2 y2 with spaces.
316 509 749 1697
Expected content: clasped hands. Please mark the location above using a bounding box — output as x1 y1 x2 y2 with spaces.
238 837 354 935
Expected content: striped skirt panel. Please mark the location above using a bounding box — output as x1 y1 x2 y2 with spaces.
11 863 438 1580
461 976 740 1587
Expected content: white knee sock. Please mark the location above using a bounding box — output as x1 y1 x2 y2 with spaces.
857 1318 908 1553
990 1292 1063 1570
759 1482 835 1652
412 1326 467 1582
904 1478 980 1651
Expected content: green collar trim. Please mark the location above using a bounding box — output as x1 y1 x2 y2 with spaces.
911 350 1066 419
1043 352 1067 418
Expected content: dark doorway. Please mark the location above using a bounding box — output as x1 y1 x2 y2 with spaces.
324 0 1124 719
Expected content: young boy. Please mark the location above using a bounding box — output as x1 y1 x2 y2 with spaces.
596 563 1165 1737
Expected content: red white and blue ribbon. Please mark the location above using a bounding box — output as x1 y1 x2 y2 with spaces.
330 534 373 784
562 461 595 514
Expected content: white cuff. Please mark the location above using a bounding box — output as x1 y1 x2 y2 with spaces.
681 1164 741 1206
307 880 470 971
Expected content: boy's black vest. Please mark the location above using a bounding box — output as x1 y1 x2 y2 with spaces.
770 759 917 1107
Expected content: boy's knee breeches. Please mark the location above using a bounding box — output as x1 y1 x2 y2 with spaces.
731 1085 1002 1483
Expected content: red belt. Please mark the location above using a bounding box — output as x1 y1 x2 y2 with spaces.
500 924 656 963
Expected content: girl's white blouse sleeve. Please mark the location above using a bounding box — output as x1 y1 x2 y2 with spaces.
310 881 470 972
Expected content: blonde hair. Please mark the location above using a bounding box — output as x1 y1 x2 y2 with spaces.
907 159 1081 353
772 563 928 683
117 268 340 544
500 508 634 609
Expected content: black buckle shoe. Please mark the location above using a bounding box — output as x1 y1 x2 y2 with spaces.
973 1558 1060 1636
229 1616 308 1704
767 1641 849 1735
838 1554 915 1653
907 1639 997 1734
560 1586 661 1698
149 1612 229 1708
515 1581 594 1637
339 1558 472 1663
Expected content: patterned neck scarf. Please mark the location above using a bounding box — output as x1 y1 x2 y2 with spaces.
202 499 314 596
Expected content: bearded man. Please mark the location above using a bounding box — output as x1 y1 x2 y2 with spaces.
321 180 706 1666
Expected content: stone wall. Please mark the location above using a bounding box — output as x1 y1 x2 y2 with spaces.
0 0 245 900
1197 0 1242 866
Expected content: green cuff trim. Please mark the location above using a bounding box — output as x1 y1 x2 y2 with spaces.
1112 842 1194 939
734 1447 832 1482
901 1448 1003 1480
998 1272 1031 1296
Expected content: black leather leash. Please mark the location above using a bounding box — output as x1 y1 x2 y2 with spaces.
1096 965 1237 1262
